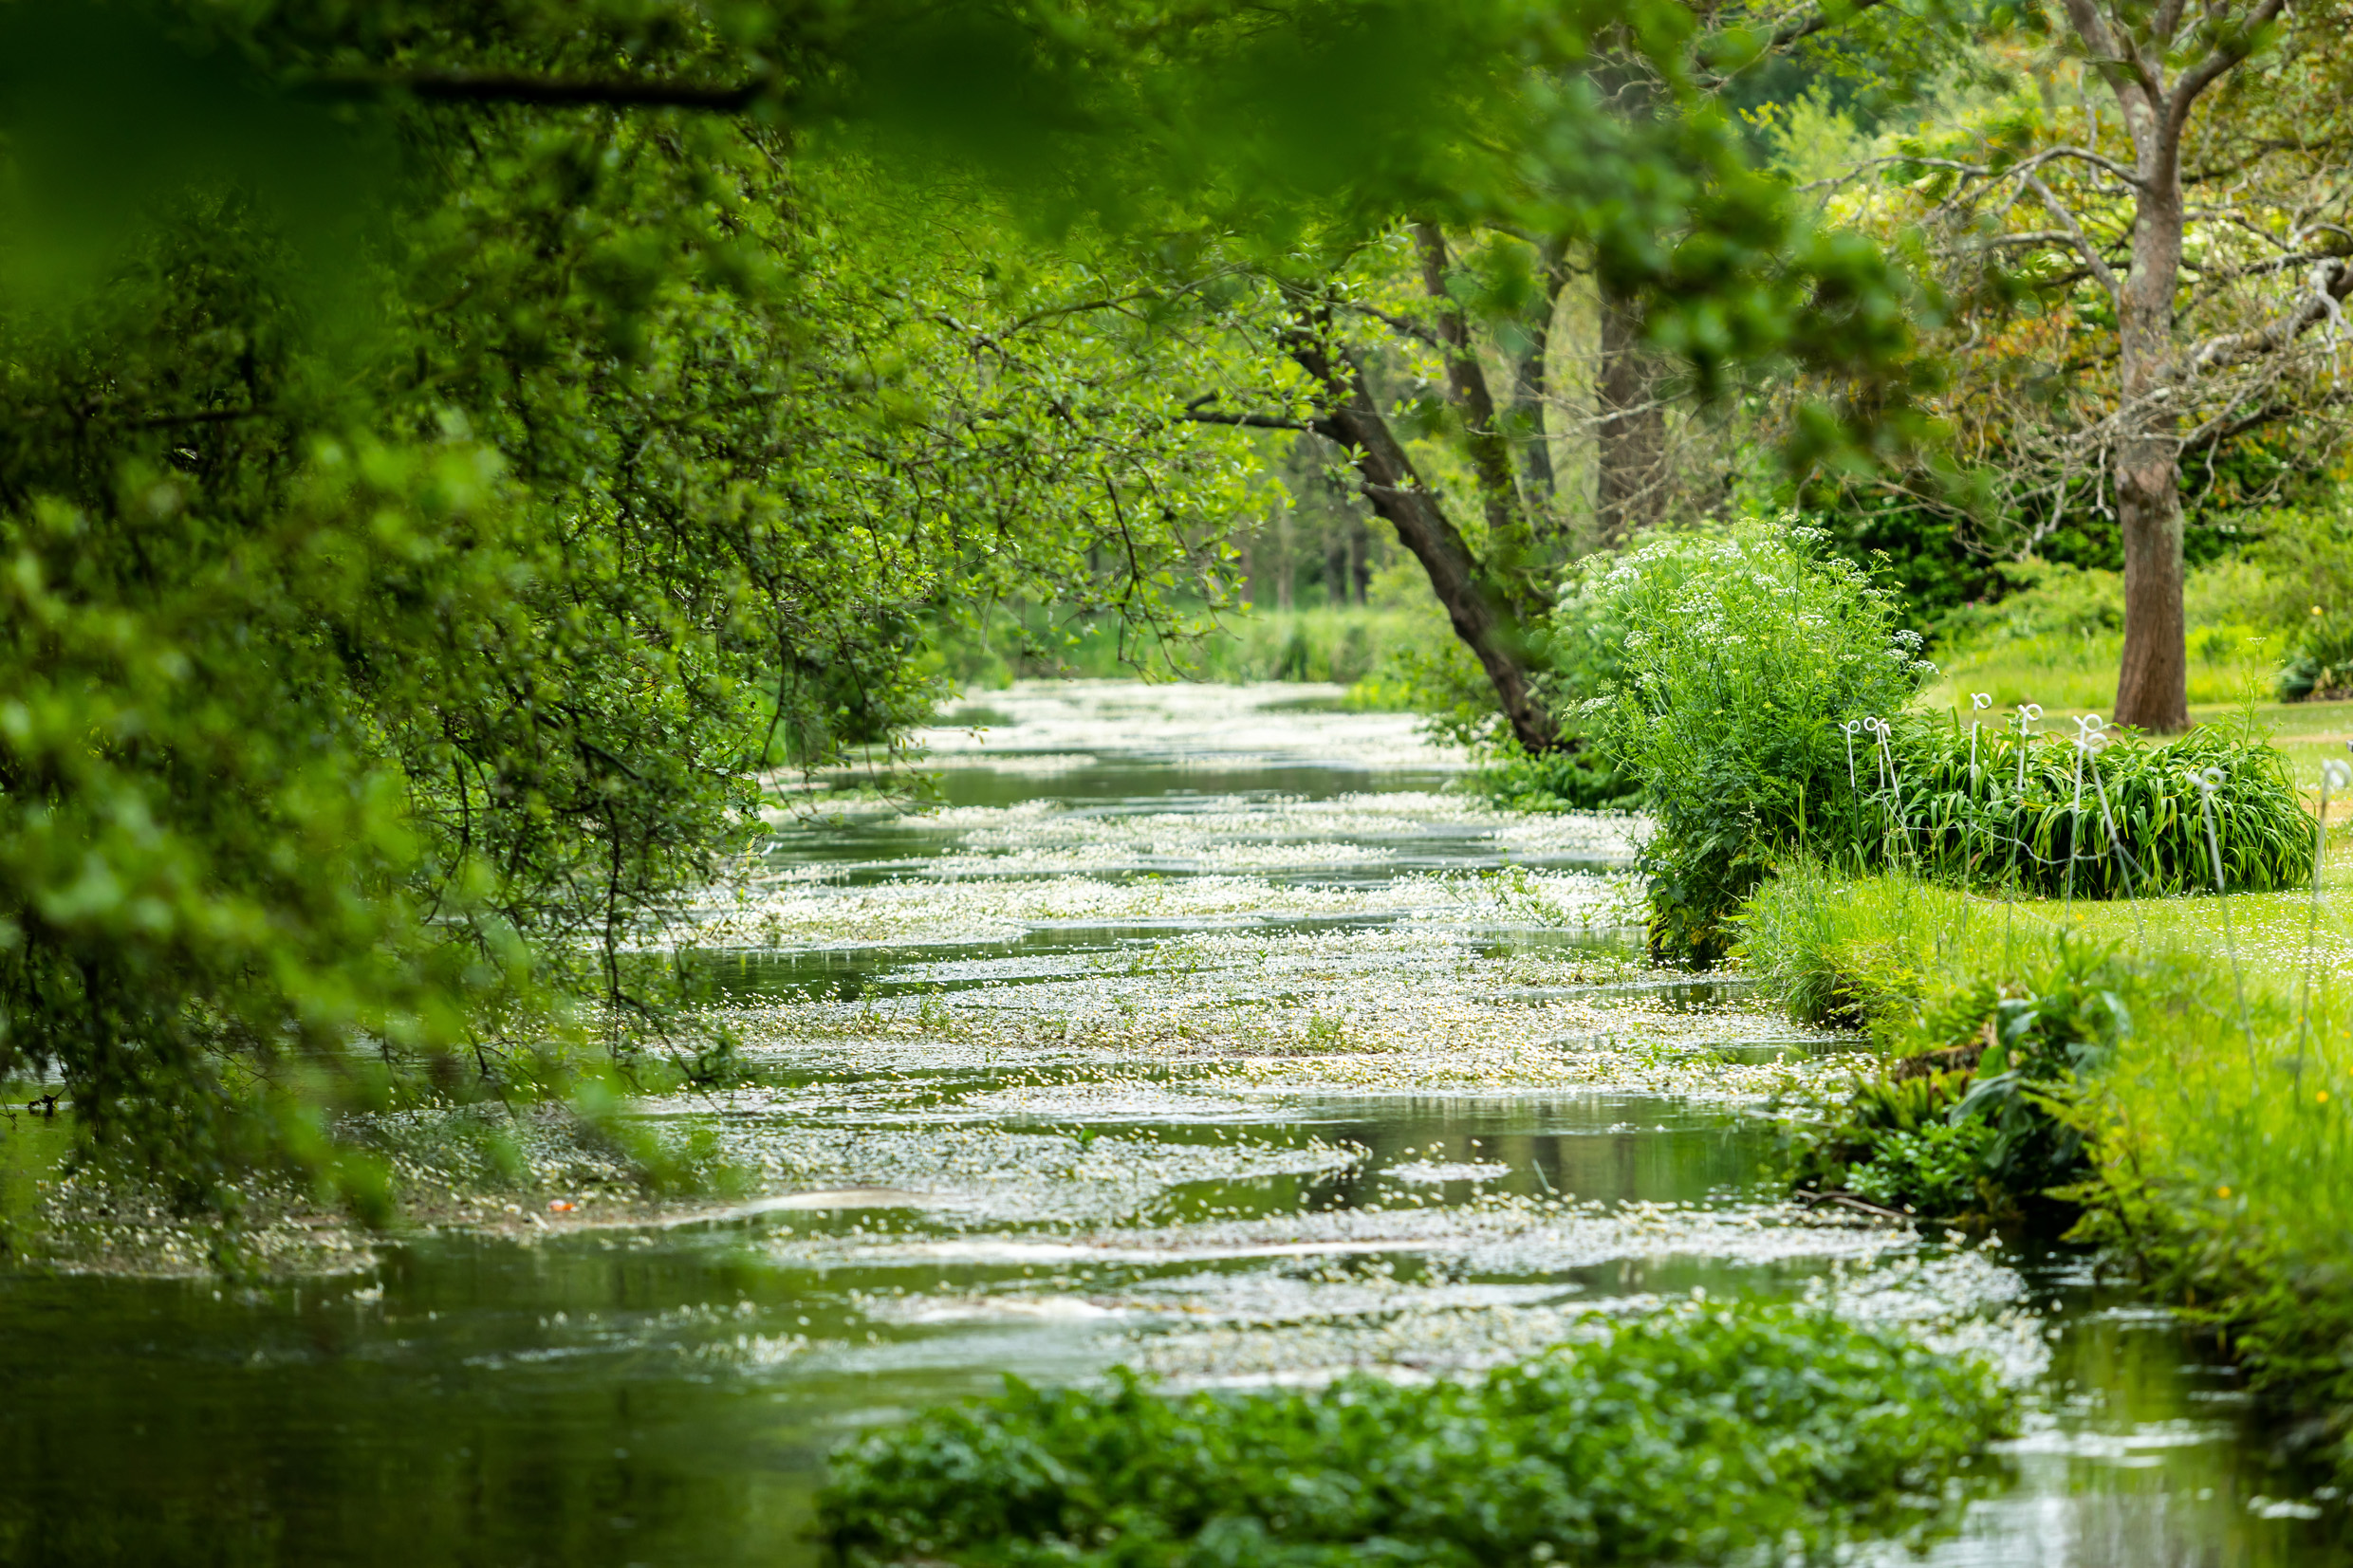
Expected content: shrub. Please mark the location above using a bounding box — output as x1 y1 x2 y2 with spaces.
1470 738 1638 812
2278 611 2353 702
817 1303 2012 1568
1580 518 2316 963
1573 517 1934 963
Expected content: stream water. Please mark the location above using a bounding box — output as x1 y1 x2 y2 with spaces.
2 682 2345 1567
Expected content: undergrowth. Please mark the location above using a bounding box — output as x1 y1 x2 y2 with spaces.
1576 518 2313 964
817 1302 2012 1567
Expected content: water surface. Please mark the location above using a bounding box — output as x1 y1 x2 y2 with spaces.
2 682 2342 1566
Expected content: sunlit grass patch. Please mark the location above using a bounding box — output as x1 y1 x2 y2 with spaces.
1921 624 2280 714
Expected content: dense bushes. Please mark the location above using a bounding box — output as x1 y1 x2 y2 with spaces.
1571 518 1934 962
818 1303 2011 1567
2279 613 2353 702
1577 518 2316 964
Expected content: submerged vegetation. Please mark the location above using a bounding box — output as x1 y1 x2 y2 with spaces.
819 1303 2012 1567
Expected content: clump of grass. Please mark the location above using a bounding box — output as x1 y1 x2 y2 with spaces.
1874 717 2316 899
817 1302 2012 1568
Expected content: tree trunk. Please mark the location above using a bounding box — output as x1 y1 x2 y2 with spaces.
1348 516 1370 604
2047 0 2285 729
2110 96 2190 731
1288 329 1559 752
1511 242 1569 533
1275 507 1294 609
1595 291 1666 545
1413 225 1541 604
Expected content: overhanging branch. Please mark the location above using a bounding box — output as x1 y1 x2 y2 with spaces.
308 68 779 112
1181 409 1312 432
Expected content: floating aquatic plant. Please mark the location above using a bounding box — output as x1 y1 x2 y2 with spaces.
817 1302 2011 1567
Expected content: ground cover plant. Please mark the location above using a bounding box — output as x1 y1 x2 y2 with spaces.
1738 859 2353 1474
1745 868 2129 1220
817 1302 2012 1567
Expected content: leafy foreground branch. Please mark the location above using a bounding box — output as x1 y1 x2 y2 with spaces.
1740 867 2353 1473
818 1304 2012 1567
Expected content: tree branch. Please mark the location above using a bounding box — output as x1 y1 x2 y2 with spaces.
2167 0 2289 139
309 68 778 112
2186 258 2353 374
1765 0 1895 50
2023 173 2121 301
1181 409 1312 431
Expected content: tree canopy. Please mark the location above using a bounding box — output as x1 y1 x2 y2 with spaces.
0 0 1977 1212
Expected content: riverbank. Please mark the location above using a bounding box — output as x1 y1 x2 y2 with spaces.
1737 859 2353 1475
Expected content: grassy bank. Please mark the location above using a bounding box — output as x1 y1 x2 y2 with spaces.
1738 860 2353 1469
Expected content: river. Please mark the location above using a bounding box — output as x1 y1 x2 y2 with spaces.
0 682 2342 1566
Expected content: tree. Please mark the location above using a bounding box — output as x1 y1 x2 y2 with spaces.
1817 3 2349 728
1181 3 1945 753
2050 0 2296 730
0 0 1938 1207
0 1 1296 1209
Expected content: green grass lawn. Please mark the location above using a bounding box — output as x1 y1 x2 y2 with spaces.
1922 624 2283 715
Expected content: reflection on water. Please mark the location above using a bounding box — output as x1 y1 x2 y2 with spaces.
1 683 2344 1565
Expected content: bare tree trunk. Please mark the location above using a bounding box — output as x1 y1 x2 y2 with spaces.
1288 328 1559 751
1512 241 1569 532
1325 525 1349 608
2109 121 2191 730
1595 291 1666 546
2048 0 2287 731
1348 516 1370 604
2114 286 2190 730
